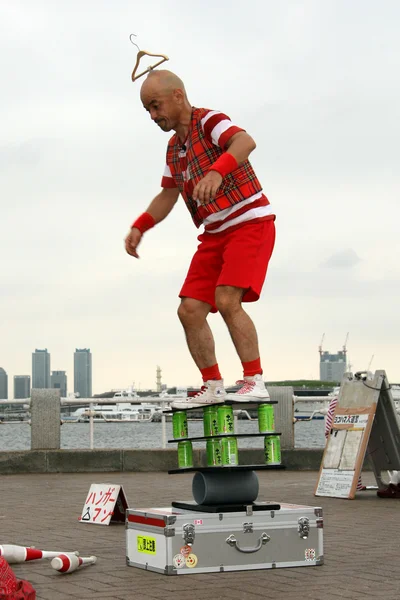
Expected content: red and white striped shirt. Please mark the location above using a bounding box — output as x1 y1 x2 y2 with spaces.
161 110 275 234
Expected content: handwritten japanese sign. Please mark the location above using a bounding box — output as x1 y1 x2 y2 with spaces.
79 483 128 526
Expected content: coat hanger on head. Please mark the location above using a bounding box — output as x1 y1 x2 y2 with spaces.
130 34 169 82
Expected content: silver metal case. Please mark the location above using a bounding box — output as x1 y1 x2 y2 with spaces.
126 503 324 575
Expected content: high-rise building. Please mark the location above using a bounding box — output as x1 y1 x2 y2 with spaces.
14 375 31 399
74 348 92 398
51 371 67 397
319 351 347 382
32 349 51 389
0 368 8 399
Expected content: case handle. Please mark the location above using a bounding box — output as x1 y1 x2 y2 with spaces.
225 532 270 553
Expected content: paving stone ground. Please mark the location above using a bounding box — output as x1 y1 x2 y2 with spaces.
1 471 399 600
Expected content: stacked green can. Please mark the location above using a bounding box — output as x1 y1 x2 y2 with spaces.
172 410 188 440
221 436 239 466
174 399 281 470
203 405 219 437
177 440 193 468
258 402 281 465
173 410 192 469
217 405 235 435
258 403 275 433
264 435 281 465
218 405 238 465
206 438 222 466
202 404 239 466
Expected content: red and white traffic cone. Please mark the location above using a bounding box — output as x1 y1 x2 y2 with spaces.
51 554 97 573
0 544 79 564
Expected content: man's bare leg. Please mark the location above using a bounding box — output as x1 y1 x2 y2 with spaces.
177 297 217 369
215 285 269 399
172 297 226 408
215 286 260 362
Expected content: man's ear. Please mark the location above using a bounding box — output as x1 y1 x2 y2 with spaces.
173 88 185 104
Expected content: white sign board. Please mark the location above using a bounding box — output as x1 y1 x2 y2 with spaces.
79 483 128 525
315 375 380 499
316 469 355 498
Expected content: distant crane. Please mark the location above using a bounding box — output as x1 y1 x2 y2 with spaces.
319 333 325 356
342 332 349 356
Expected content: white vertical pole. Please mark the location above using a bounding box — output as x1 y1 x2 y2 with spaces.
233 410 239 432
161 401 167 449
89 402 94 450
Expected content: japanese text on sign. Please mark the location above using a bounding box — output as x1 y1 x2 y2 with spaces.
80 483 124 525
334 414 368 427
137 536 156 555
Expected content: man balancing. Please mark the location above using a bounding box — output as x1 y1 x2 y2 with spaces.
125 70 276 409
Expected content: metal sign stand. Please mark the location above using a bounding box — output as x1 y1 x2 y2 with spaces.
315 370 400 499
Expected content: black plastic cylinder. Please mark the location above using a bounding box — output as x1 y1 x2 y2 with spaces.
192 470 259 505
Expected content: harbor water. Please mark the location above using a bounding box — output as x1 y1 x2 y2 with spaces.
0 418 326 451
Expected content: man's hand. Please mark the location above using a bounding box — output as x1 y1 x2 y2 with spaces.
193 171 223 205
125 227 142 258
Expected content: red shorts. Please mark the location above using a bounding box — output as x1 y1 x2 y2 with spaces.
179 219 276 313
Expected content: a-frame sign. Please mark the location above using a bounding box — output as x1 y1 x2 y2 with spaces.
315 370 400 499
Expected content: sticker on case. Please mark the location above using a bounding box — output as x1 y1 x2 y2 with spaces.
186 553 198 568
137 535 156 555
173 554 186 569
305 548 316 561
180 545 192 557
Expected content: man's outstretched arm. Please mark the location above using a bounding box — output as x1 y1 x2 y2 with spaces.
125 187 180 258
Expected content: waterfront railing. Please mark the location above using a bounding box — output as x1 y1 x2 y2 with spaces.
0 388 334 451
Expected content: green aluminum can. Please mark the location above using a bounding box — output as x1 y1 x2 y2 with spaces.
206 439 222 466
217 405 235 435
172 411 188 439
264 435 281 465
221 436 239 466
258 403 275 433
177 441 193 468
203 406 219 437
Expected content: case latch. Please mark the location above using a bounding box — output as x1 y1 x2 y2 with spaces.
183 523 195 545
298 517 310 539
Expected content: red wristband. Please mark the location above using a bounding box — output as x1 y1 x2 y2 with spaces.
131 212 156 234
209 153 238 178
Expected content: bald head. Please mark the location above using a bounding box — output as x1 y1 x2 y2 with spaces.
140 69 186 101
140 69 191 134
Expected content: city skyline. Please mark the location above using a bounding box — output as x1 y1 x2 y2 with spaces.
0 348 91 398
1 2 399 392
0 337 398 399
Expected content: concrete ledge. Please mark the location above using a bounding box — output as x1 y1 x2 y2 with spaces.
282 449 324 470
0 448 373 474
47 449 124 473
123 448 202 471
0 451 48 474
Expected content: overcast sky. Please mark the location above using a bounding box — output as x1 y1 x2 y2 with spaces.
1 0 399 395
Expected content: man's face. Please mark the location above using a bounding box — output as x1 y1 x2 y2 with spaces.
141 87 181 132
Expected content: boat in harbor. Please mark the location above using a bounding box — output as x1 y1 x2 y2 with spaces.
63 402 163 423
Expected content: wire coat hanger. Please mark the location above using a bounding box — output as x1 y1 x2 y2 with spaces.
130 34 169 82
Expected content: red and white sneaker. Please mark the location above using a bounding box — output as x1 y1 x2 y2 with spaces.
171 380 226 409
225 374 271 402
